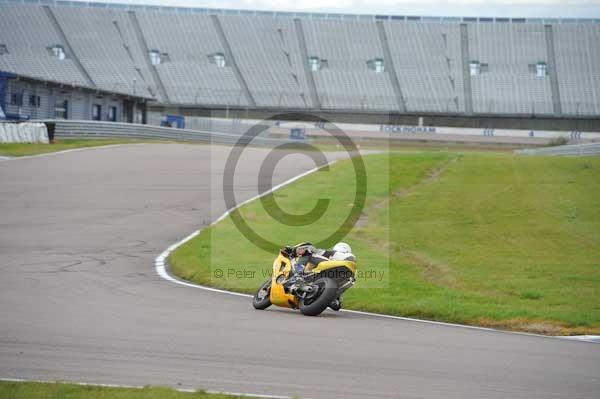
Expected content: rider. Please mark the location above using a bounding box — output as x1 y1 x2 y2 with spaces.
291 242 353 274
291 242 328 274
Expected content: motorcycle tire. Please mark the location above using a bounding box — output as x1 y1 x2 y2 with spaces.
299 277 338 316
252 279 272 310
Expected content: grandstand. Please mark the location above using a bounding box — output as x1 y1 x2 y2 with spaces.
0 0 598 129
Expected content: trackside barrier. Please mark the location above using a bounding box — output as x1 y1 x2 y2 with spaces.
515 142 600 156
33 120 289 147
0 122 49 143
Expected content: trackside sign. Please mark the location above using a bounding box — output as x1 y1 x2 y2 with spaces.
380 125 437 133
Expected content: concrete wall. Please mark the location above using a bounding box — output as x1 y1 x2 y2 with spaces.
151 105 600 132
146 114 600 146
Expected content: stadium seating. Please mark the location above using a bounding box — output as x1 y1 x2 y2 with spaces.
219 15 311 108
135 11 247 105
553 24 600 116
383 22 465 113
51 7 155 97
0 1 598 117
0 4 88 86
468 23 554 115
303 19 398 110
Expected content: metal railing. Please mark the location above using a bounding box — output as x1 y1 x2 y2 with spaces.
35 120 289 147
515 142 600 156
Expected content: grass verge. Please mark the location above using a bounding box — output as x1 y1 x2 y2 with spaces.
170 151 600 335
0 138 160 157
0 381 249 399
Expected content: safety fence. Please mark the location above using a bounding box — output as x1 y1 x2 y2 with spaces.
36 120 288 146
515 142 600 156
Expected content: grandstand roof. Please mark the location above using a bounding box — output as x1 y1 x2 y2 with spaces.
2 0 600 25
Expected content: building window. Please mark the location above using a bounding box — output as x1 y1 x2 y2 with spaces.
55 100 68 119
10 90 24 106
213 53 226 68
0 44 8 55
469 61 481 76
92 104 102 121
373 58 385 73
29 95 41 108
367 58 385 73
149 49 161 65
308 56 321 72
536 62 547 77
108 106 117 122
49 45 66 60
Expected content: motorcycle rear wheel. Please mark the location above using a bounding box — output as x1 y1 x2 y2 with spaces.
299 277 338 316
252 279 272 310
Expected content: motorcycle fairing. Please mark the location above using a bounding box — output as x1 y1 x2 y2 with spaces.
269 253 299 308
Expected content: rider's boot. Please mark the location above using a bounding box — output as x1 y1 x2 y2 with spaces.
329 296 342 311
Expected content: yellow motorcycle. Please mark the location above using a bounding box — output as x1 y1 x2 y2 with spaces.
252 246 356 316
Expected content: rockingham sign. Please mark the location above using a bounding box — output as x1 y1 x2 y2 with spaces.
380 125 437 134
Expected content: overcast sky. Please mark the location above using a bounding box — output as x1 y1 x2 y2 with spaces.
71 0 600 18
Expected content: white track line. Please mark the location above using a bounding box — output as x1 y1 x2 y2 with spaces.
155 160 336 296
0 378 291 399
154 159 600 345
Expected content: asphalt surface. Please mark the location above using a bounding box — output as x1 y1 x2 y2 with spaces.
0 143 598 399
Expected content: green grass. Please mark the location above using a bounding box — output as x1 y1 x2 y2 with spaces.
0 139 158 157
170 151 600 335
0 381 247 399
309 140 521 153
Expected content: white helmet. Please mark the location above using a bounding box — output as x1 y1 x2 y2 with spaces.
333 242 352 254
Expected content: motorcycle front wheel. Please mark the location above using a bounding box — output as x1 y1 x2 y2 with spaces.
299 277 338 316
252 279 272 310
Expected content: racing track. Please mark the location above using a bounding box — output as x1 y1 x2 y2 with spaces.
0 143 599 399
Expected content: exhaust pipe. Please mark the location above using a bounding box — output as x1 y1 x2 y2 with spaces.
336 278 355 295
